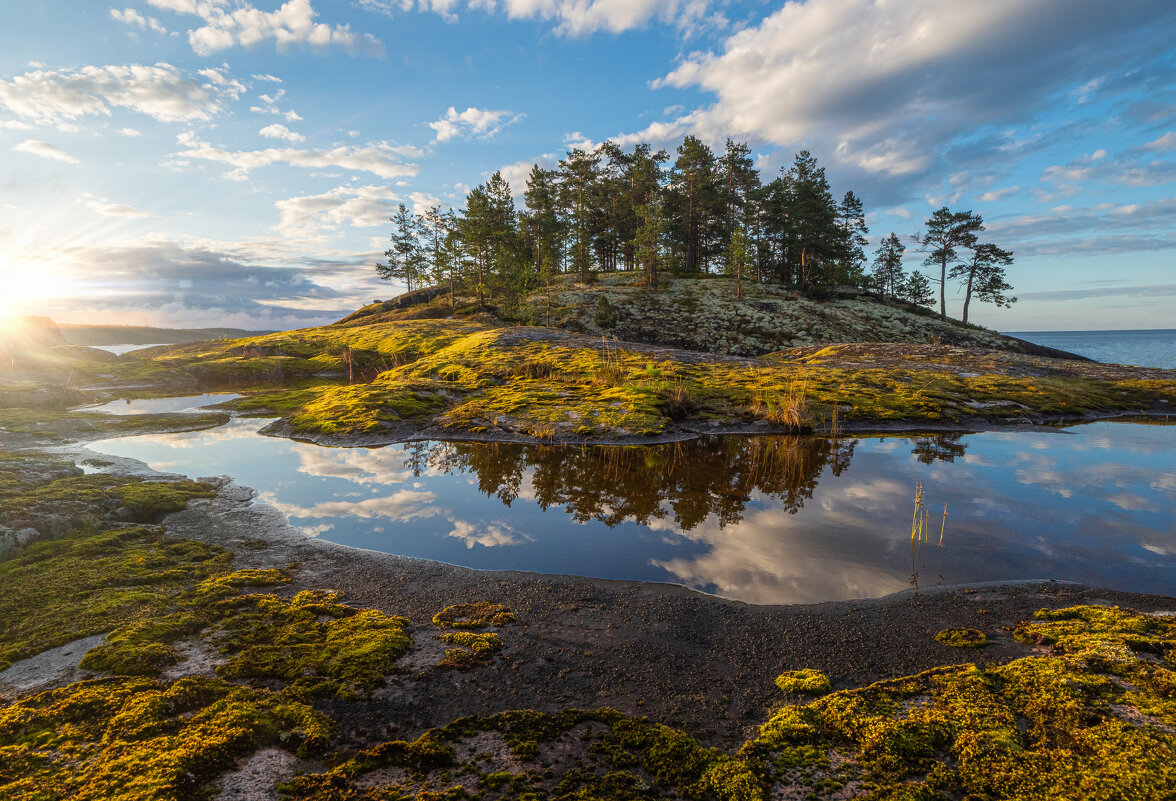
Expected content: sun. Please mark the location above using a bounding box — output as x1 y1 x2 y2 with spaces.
0 258 67 320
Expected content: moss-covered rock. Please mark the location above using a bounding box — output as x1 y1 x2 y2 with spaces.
775 669 833 695
934 627 987 648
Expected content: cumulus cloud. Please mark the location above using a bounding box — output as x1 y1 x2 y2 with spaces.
146 0 384 56
110 7 169 34
360 0 710 35
276 184 400 236
0 63 240 125
171 132 421 180
7 238 386 328
1141 132 1176 154
987 196 1176 257
428 106 523 142
118 126 143 136
258 122 304 142
79 193 152 217
11 139 79 163
632 0 1176 199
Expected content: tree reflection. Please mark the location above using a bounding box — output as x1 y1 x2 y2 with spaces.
910 434 968 464
403 436 857 531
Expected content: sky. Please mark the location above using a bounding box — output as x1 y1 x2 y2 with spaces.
1 0 1174 332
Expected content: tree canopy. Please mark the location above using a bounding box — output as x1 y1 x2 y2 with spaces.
375 136 1015 324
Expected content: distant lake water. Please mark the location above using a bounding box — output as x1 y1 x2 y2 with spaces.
1006 329 1176 369
86 419 1176 605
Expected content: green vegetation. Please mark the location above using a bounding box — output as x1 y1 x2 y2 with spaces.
934 627 987 648
0 676 330 801
0 407 230 445
0 526 228 672
283 708 762 801
748 605 1176 799
432 602 516 629
775 669 833 695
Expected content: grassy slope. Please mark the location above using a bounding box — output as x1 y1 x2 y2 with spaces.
84 299 1174 439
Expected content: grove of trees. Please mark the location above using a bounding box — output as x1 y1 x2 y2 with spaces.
376 136 1015 324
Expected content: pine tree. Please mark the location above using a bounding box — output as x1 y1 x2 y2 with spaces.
725 224 751 299
667 135 721 274
836 190 869 286
870 233 906 301
559 148 602 284
634 195 665 289
918 207 984 319
902 271 935 307
954 243 1015 323
377 204 423 293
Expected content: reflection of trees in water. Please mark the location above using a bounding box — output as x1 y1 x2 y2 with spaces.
402 436 856 532
910 434 968 464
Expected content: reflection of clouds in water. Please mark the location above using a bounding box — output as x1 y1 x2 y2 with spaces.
651 477 915 604
446 520 530 549
649 506 906 605
261 489 440 522
293 446 413 485
1108 493 1157 512
1151 473 1176 500
300 523 335 538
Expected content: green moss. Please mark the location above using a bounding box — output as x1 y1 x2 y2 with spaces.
437 631 503 668
747 605 1176 800
284 708 763 801
0 676 330 801
934 628 987 648
1 472 216 538
209 589 412 698
0 525 229 671
432 602 515 629
775 669 833 695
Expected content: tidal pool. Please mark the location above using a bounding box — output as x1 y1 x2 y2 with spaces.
86 419 1176 605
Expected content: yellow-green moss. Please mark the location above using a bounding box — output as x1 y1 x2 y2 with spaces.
432 602 515 629
0 676 330 801
0 526 229 671
747 605 1176 800
934 628 987 648
775 669 833 695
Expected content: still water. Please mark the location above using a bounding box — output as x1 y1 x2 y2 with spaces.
1007 328 1176 369
86 420 1176 605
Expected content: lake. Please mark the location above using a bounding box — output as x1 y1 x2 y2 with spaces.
85 416 1176 605
1007 328 1176 369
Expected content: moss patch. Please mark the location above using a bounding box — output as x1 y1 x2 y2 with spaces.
747 605 1176 800
0 676 330 801
775 669 833 695
934 627 987 648
0 526 229 672
433 602 515 629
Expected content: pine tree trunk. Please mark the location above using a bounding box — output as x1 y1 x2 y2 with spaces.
939 257 947 319
962 271 974 324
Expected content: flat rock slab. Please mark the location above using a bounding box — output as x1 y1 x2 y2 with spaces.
0 634 105 697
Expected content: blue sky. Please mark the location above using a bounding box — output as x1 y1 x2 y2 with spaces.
1 0 1174 331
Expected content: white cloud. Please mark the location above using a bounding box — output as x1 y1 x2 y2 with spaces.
147 0 385 56
275 184 400 236
12 139 79 164
0 63 239 125
1142 132 1176 154
172 133 422 181
0 119 33 130
428 106 523 142
978 186 1020 203
118 126 143 136
642 0 1173 184
79 193 151 217
258 122 305 142
251 72 282 82
110 7 169 34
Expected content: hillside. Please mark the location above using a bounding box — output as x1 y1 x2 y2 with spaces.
343 274 1079 360
58 324 274 346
